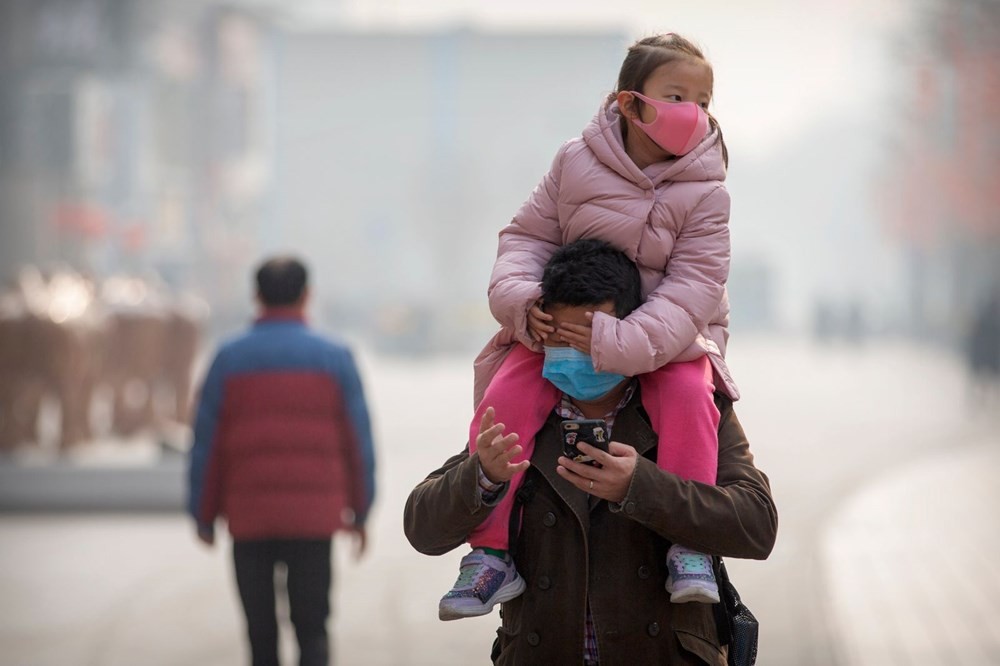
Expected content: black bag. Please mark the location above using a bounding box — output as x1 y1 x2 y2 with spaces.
715 559 759 666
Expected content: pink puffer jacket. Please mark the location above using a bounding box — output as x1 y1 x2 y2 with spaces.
474 101 739 405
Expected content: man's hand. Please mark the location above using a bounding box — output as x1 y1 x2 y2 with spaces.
196 525 215 547
477 406 530 484
349 526 367 561
556 440 638 503
554 311 595 355
527 302 555 343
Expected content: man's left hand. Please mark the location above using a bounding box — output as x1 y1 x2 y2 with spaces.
556 440 637 503
349 526 367 561
196 525 215 547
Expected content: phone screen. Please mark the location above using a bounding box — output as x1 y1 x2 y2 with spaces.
561 418 609 465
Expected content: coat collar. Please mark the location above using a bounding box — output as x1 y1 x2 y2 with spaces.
581 101 727 187
529 390 656 530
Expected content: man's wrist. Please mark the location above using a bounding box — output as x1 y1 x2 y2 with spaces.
477 463 504 491
609 460 640 514
477 462 506 504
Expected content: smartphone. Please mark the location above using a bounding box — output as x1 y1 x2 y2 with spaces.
561 418 609 465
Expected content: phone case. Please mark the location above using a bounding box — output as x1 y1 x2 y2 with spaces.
561 419 609 465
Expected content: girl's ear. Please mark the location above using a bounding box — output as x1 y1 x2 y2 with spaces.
616 91 639 120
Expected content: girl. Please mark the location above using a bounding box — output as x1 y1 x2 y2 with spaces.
439 33 740 621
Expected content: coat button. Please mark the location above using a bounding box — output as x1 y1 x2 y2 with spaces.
538 576 551 590
637 565 651 579
647 622 660 637
527 632 540 646
624 501 636 515
543 512 557 527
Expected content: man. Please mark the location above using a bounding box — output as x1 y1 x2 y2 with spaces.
404 240 777 665
188 256 375 666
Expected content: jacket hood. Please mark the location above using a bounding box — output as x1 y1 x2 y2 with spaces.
581 100 727 186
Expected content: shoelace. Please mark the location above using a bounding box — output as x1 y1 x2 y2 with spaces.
454 562 484 588
672 553 711 573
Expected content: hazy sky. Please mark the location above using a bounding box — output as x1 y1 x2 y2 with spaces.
287 0 915 158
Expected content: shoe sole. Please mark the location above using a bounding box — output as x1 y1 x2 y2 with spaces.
438 576 527 621
668 585 720 604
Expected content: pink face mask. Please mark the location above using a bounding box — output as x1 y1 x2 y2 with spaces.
629 91 710 156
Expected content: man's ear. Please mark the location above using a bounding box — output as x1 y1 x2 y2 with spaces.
616 91 638 120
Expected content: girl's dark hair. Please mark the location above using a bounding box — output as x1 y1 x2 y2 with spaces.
255 256 308 306
609 33 729 168
541 239 642 318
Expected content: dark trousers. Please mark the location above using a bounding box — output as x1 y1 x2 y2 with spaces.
233 538 332 666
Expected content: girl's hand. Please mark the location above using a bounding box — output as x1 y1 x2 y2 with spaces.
527 302 555 343
556 440 637 503
476 406 529 484
555 311 595 355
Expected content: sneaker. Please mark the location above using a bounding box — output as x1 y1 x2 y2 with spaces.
438 549 526 621
665 544 720 604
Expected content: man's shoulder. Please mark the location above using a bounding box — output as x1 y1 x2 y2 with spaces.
301 328 355 360
621 386 735 435
634 388 733 423
212 329 252 361
228 322 344 346
214 325 353 370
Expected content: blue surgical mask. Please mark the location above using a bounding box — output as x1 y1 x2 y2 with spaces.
542 346 625 401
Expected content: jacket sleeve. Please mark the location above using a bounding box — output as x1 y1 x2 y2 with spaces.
488 143 570 346
590 184 731 375
403 449 507 556
328 346 377 526
612 397 778 559
187 349 227 531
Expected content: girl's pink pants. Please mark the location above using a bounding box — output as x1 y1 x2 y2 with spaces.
467 344 720 549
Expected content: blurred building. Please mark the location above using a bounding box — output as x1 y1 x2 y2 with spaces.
0 2 627 350
881 0 1000 345
271 27 625 351
0 0 275 332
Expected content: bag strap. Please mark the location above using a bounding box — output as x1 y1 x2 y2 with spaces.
714 557 734 646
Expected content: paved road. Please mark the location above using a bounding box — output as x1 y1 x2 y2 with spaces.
725 337 998 666
822 440 1000 665
0 337 996 665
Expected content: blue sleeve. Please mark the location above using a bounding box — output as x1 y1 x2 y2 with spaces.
187 349 227 526
329 346 376 523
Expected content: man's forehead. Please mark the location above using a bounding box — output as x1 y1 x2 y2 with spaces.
546 301 616 320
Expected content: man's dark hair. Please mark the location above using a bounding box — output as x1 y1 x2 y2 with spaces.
255 256 308 306
541 239 642 318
